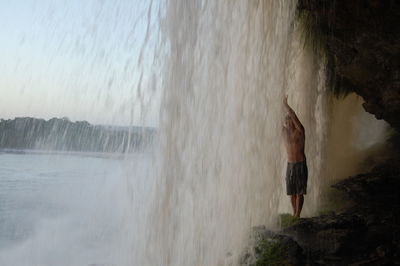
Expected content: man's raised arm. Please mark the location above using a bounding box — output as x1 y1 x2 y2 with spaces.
283 96 304 131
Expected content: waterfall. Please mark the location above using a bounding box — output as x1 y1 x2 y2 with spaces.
0 1 391 266
141 1 331 265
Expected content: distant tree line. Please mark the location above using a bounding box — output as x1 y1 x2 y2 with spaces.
0 117 155 153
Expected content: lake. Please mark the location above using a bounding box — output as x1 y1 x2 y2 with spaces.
0 150 152 266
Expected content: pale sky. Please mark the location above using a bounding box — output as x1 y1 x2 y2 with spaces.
0 0 161 126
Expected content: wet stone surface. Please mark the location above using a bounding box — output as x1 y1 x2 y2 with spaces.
241 162 400 265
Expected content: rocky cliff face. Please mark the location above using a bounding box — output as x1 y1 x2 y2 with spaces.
298 0 400 130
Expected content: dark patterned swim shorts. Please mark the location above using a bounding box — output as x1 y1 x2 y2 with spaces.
286 161 308 195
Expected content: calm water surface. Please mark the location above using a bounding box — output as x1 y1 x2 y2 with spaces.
0 151 149 266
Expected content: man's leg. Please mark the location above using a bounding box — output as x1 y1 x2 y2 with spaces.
295 195 304 217
290 195 296 216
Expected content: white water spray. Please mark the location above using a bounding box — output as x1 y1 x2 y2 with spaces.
144 1 332 265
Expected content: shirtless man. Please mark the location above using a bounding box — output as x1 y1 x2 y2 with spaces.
283 96 308 218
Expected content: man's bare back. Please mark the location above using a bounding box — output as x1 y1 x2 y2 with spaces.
283 96 305 162
283 118 305 163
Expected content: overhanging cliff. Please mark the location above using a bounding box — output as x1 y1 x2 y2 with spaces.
298 0 400 130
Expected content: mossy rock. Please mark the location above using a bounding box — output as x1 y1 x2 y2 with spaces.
317 210 336 217
251 239 290 266
278 214 300 228
240 227 304 266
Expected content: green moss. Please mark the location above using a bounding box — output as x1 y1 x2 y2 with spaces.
296 10 327 54
251 240 289 266
278 214 300 228
295 4 352 98
318 210 335 216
